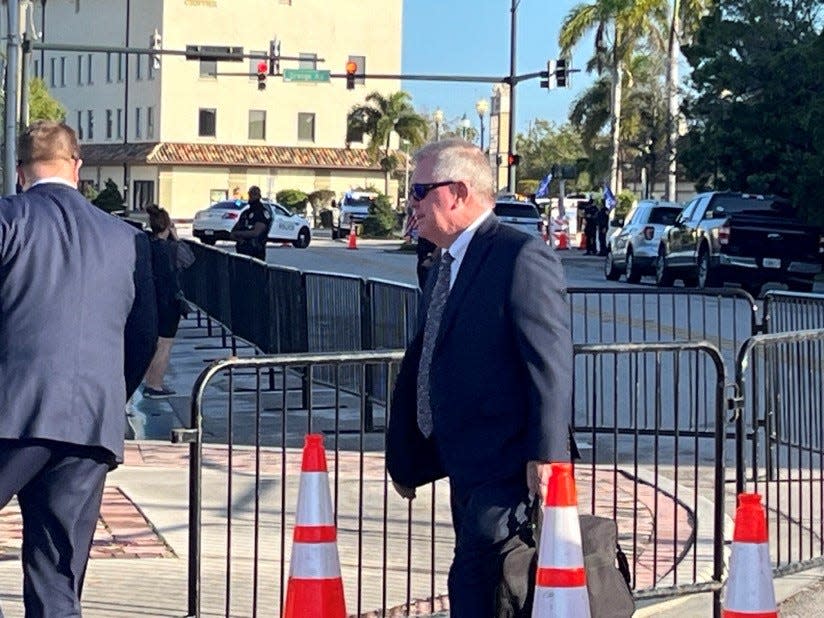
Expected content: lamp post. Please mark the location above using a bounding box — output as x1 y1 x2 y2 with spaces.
460 114 470 140
475 98 489 151
433 108 444 141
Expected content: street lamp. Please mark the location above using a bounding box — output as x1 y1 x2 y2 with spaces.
433 108 444 141
460 114 470 140
475 98 489 151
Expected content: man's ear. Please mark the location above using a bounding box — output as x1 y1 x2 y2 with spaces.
453 181 469 202
16 167 27 190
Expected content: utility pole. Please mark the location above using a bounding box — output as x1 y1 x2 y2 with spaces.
5 0 21 195
507 0 518 193
20 34 31 128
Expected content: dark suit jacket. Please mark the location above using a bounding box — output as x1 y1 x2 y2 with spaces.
0 182 157 465
387 214 573 491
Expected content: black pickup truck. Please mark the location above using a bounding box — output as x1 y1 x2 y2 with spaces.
655 191 823 293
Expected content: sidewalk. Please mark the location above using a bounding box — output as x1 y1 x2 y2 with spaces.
1 312 821 616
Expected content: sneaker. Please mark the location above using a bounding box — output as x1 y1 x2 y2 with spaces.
143 386 175 399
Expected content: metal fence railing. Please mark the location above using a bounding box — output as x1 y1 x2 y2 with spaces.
763 290 824 334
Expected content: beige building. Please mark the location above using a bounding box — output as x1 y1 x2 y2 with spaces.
27 0 402 218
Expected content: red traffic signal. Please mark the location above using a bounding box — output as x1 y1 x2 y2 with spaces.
256 61 267 91
507 153 521 166
345 60 357 90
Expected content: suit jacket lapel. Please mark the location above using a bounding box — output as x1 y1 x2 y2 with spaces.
436 215 499 346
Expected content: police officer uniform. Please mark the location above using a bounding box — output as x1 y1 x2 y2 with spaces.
235 198 272 260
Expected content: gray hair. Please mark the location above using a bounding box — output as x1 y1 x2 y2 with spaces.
413 138 495 204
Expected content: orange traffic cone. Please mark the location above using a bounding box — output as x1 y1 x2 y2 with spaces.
283 434 346 618
532 462 591 617
578 231 587 250
346 226 358 250
556 230 569 250
722 493 777 617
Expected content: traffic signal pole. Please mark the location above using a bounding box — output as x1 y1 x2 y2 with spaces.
4 0 20 196
507 0 519 193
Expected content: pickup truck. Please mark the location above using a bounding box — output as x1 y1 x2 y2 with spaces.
331 190 377 239
655 191 823 294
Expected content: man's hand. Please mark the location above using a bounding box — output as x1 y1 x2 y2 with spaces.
392 481 416 500
527 460 552 502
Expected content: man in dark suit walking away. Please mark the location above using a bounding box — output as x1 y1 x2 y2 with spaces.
386 139 573 617
0 121 157 617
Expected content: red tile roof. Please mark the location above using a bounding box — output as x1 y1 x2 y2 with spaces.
79 142 382 171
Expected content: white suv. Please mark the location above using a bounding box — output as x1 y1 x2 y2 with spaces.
604 200 682 282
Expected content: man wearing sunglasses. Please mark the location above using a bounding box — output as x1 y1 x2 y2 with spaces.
387 139 573 616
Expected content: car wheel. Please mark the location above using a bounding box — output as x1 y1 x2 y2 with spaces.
604 251 621 281
201 237 216 246
655 248 674 287
697 247 719 288
293 227 311 249
625 250 642 284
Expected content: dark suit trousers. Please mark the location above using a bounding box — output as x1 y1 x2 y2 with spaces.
448 477 534 617
0 440 109 618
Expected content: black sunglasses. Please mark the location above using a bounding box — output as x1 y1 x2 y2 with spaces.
409 181 455 201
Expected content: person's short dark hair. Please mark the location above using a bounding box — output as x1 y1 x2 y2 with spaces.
248 186 261 199
146 204 171 235
17 121 80 168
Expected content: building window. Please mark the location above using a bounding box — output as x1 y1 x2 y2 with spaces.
50 58 56 87
60 56 66 86
135 53 143 80
77 54 83 85
298 53 317 70
248 110 266 140
147 107 155 139
106 52 112 82
148 56 156 80
199 59 216 78
133 181 154 211
348 55 366 85
249 51 266 80
76 111 83 140
87 54 94 85
87 110 94 140
135 108 142 139
297 112 315 142
199 108 216 137
33 59 40 79
117 53 125 82
116 108 123 139
106 109 113 139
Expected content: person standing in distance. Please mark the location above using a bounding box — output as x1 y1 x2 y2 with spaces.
230 185 272 260
386 139 573 616
0 120 158 616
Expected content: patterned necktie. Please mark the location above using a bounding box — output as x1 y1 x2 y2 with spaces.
417 251 454 437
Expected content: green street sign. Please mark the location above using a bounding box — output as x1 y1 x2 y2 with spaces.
283 68 331 83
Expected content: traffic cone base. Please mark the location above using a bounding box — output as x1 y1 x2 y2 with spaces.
722 493 777 618
578 232 587 250
283 578 345 618
347 227 358 249
556 231 569 250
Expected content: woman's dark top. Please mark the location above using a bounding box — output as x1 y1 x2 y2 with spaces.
149 235 181 338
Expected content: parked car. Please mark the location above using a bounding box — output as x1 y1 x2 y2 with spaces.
192 199 312 248
332 190 378 239
494 200 548 243
655 191 823 293
604 200 683 283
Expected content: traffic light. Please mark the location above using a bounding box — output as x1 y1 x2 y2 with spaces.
555 58 569 88
541 59 557 89
345 60 357 90
269 38 280 76
256 61 267 90
507 153 521 166
150 29 162 70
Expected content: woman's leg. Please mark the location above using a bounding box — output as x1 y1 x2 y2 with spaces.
143 337 174 389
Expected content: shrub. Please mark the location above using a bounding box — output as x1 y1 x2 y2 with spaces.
275 189 308 215
517 179 539 196
361 194 397 238
307 189 336 210
92 178 125 213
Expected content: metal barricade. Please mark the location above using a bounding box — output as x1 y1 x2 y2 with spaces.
573 341 727 615
763 290 824 333
177 342 729 617
735 329 824 576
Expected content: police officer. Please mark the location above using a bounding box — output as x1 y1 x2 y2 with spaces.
596 203 609 256
583 199 598 255
230 185 272 260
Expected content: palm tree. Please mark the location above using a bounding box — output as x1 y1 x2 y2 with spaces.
559 0 667 192
347 91 428 196
665 0 714 199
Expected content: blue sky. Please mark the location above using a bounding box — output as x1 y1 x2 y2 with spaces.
402 0 596 134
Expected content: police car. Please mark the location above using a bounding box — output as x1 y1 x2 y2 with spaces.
192 199 312 248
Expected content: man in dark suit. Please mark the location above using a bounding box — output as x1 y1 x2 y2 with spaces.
0 121 157 617
386 139 573 616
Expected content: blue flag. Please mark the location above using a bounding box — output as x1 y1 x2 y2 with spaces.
536 172 553 198
603 182 617 211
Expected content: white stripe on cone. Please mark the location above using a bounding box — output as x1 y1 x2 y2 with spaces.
537 506 585 568
723 542 777 612
296 471 334 525
289 542 342 579
533 586 591 616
